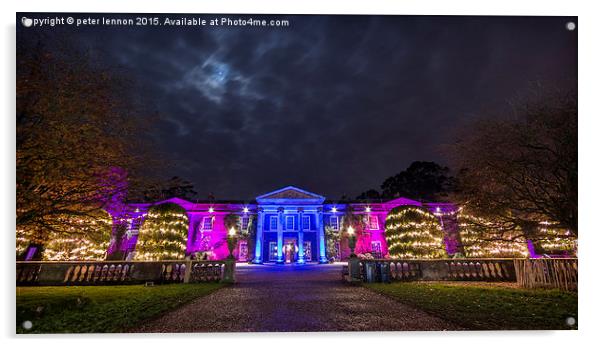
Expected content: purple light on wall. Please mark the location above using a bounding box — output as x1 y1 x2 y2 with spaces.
25 246 37 261
527 240 539 258
104 189 464 261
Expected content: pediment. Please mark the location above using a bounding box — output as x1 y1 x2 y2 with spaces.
256 186 325 203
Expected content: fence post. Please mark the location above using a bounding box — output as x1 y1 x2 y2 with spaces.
183 260 192 283
348 257 361 283
365 261 376 283
220 259 236 283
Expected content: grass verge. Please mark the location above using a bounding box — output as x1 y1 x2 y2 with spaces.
365 282 577 330
16 283 225 333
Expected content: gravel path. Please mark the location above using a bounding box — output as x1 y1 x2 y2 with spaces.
131 263 460 332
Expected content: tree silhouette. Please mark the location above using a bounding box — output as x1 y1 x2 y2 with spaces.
449 86 577 238
357 161 455 202
17 36 156 244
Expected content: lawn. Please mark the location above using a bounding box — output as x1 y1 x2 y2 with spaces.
365 282 577 330
16 283 225 333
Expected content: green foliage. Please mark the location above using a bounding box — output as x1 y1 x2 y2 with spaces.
16 228 33 258
17 38 156 242
457 211 530 258
16 283 224 333
382 161 455 201
106 223 128 260
135 203 188 260
356 189 381 201
224 213 240 234
532 223 577 256
341 208 365 233
366 282 577 330
385 206 447 259
140 176 198 202
244 215 257 261
244 215 256 239
43 211 113 261
324 226 340 260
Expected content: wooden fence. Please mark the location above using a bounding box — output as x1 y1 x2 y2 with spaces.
514 258 577 291
16 260 233 286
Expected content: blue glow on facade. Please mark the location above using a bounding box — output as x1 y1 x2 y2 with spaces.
254 186 327 264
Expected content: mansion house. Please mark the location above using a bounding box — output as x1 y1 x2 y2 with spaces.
112 186 457 263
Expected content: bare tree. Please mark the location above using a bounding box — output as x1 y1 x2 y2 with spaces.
449 86 577 240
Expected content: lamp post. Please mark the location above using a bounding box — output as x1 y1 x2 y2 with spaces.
227 227 237 259
221 227 238 284
347 226 361 282
347 226 357 258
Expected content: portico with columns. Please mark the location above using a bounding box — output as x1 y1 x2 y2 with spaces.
253 186 328 264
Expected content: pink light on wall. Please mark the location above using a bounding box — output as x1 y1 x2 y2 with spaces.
185 203 248 261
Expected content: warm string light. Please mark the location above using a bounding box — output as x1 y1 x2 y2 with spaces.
134 206 189 261
457 210 530 258
42 215 113 261
385 206 447 259
16 229 31 255
535 222 576 255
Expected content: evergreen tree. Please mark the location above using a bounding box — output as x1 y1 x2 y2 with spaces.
135 203 188 260
385 206 447 259
42 211 113 260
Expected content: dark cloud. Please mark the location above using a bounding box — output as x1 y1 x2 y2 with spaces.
17 14 577 200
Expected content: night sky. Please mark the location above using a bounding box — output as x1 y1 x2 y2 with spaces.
17 14 577 200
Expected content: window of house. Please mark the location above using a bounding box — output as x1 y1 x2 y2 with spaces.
368 215 379 230
371 241 382 253
302 215 311 230
238 241 248 261
201 216 213 231
330 216 339 230
241 216 250 230
286 215 295 230
270 216 278 230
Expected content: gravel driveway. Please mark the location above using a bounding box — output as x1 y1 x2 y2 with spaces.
130 263 460 332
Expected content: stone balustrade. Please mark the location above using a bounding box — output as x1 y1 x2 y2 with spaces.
16 260 233 286
354 258 518 283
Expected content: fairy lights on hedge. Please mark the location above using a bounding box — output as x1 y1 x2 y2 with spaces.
16 229 30 256
385 206 447 259
134 203 188 260
457 210 529 258
43 214 113 261
533 221 577 255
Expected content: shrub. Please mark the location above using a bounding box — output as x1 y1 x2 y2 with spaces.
134 203 188 260
385 206 447 259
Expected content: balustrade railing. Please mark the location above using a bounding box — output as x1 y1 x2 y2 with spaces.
355 258 517 283
16 260 231 286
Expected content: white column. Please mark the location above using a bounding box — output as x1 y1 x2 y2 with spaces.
276 208 284 263
297 208 305 264
253 208 264 263
318 208 327 263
